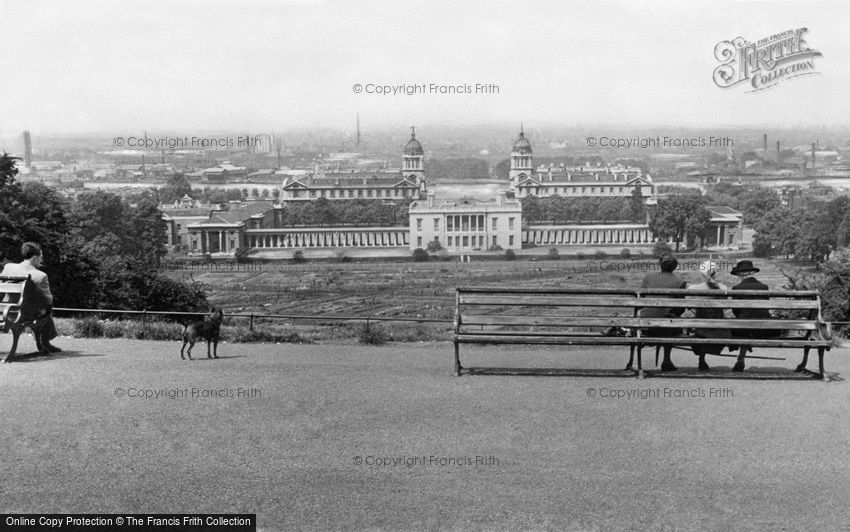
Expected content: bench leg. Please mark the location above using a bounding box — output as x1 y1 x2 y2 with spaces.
625 345 635 370
818 347 826 381
4 327 22 363
453 341 461 377
795 347 810 372
654 345 660 367
636 346 645 379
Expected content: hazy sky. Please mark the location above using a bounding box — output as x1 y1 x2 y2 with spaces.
1 0 848 135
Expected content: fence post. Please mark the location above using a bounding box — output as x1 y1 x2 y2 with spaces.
249 313 254 331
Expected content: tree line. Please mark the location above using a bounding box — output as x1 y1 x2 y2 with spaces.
0 154 206 312
521 191 646 224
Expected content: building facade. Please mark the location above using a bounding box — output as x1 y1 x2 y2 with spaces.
508 128 655 202
407 191 522 252
280 130 427 201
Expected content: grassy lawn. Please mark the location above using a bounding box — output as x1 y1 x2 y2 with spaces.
1 337 847 530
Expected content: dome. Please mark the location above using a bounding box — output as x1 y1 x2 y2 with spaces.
512 130 532 154
403 130 424 156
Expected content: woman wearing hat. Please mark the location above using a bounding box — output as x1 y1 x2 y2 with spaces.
687 260 731 371
730 259 780 372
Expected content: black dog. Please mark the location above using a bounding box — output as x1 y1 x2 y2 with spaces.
180 309 224 360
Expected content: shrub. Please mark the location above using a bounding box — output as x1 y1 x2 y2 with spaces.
547 247 560 260
620 248 631 258
426 240 443 254
358 322 388 345
291 250 307 263
504 249 517 261
594 250 607 259
488 244 503 251
73 317 104 338
234 247 251 263
335 251 351 263
412 248 429 262
575 251 586 261
103 321 125 338
436 249 451 261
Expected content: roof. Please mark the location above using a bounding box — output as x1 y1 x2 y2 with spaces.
512 130 532 155
283 175 417 189
403 131 424 156
517 173 649 186
705 205 743 222
161 209 210 217
198 201 275 225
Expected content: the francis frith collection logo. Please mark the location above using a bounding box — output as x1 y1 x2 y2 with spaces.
713 28 822 92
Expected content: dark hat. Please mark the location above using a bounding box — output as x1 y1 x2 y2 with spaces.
659 254 678 271
730 260 760 275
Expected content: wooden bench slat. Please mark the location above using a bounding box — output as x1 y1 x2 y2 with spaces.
457 287 820 298
459 295 819 310
460 315 818 330
457 330 820 340
455 335 831 348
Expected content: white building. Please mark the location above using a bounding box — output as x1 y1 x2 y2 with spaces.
408 191 522 252
508 128 655 203
279 129 427 201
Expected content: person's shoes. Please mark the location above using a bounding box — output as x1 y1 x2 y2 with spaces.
732 361 745 372
43 343 62 353
698 361 710 371
660 363 678 372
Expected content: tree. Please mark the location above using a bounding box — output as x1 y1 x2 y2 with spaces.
650 195 711 251
412 248 429 262
629 188 645 223
752 206 800 258
158 173 192 204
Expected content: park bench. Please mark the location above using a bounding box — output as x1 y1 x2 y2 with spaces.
1 275 44 363
453 287 833 380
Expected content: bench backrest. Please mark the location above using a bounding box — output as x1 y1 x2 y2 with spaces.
455 287 829 340
0 275 41 325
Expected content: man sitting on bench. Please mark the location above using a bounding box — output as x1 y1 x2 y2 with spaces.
1 242 62 354
640 254 686 372
730 259 779 372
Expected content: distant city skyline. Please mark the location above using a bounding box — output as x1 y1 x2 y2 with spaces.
1 0 849 136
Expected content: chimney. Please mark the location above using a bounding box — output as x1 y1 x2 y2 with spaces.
776 141 781 162
763 134 767 152
812 143 816 168
595 173 599 181
22 131 32 168
427 191 435 208
497 190 506 206
567 172 571 182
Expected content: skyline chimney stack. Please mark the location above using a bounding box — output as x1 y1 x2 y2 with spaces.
763 133 767 152
22 131 32 168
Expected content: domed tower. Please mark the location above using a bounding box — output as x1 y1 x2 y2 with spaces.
402 126 426 186
509 126 533 185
